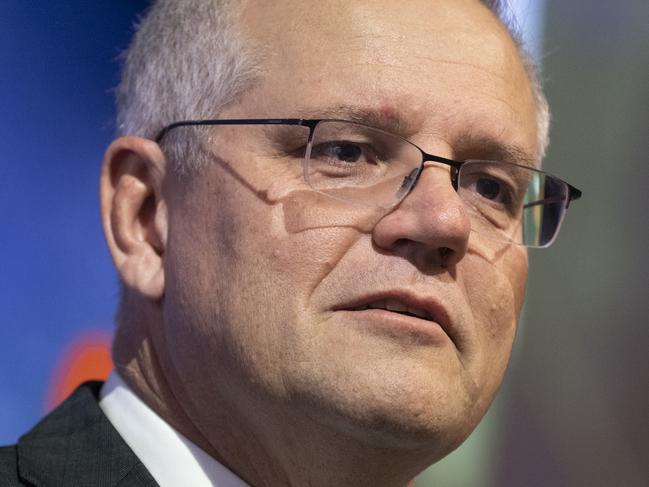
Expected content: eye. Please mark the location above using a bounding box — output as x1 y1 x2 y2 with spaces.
475 177 504 201
332 142 362 162
460 166 517 208
458 161 532 227
313 141 367 165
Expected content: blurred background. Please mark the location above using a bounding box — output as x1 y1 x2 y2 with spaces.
1 1 647 485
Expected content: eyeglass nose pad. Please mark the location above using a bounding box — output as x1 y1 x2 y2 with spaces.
396 167 421 200
450 166 459 191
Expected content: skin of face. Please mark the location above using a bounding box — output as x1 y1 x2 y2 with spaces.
103 0 538 484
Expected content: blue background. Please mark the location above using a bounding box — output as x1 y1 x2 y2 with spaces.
0 1 148 441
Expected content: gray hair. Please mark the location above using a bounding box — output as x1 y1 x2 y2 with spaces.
116 0 550 169
484 0 551 159
116 0 259 171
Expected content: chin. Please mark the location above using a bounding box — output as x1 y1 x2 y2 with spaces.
290 360 487 454
323 396 481 465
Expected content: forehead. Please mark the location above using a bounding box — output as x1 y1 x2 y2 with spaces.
236 0 537 157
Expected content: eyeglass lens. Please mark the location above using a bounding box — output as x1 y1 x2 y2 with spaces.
305 120 569 248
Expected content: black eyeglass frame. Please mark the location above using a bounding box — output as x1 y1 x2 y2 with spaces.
155 118 583 209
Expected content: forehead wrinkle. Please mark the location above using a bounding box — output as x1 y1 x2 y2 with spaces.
338 36 516 85
412 57 518 86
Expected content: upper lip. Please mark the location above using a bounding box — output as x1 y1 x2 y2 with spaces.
333 290 455 342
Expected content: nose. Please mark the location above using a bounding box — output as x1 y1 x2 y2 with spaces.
372 166 471 268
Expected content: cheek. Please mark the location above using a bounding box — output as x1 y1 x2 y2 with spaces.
463 244 528 333
460 246 528 385
259 189 386 295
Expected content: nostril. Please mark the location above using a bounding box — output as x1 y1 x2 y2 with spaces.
438 246 454 265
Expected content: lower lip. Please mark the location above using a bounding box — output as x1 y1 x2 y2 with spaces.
337 309 449 345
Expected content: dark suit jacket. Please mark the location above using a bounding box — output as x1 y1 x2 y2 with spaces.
0 382 158 486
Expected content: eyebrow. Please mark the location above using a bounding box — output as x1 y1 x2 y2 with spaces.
454 133 538 167
294 104 418 138
284 104 538 166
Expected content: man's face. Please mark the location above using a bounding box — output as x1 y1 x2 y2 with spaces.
162 0 537 457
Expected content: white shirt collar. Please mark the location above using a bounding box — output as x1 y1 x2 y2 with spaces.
99 372 250 487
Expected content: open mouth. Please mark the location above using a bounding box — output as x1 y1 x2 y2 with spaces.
338 292 456 347
351 299 433 321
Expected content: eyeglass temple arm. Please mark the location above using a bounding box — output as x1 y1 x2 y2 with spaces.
566 184 582 207
524 197 560 209
154 118 314 143
523 184 582 210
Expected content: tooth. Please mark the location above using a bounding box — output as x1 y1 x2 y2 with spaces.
386 299 407 313
408 306 427 319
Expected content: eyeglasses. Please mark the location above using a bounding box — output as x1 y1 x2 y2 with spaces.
155 118 582 248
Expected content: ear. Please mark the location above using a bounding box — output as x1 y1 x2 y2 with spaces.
100 136 168 300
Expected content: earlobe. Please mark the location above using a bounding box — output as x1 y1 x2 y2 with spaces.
100 136 168 300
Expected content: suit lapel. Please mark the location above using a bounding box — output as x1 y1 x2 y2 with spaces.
17 381 158 487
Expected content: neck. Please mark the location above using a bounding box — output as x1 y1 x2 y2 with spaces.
112 314 436 487
221 399 431 487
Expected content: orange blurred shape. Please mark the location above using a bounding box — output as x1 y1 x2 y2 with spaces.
45 331 113 411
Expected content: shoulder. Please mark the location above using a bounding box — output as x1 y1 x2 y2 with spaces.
0 444 22 486
8 381 156 486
